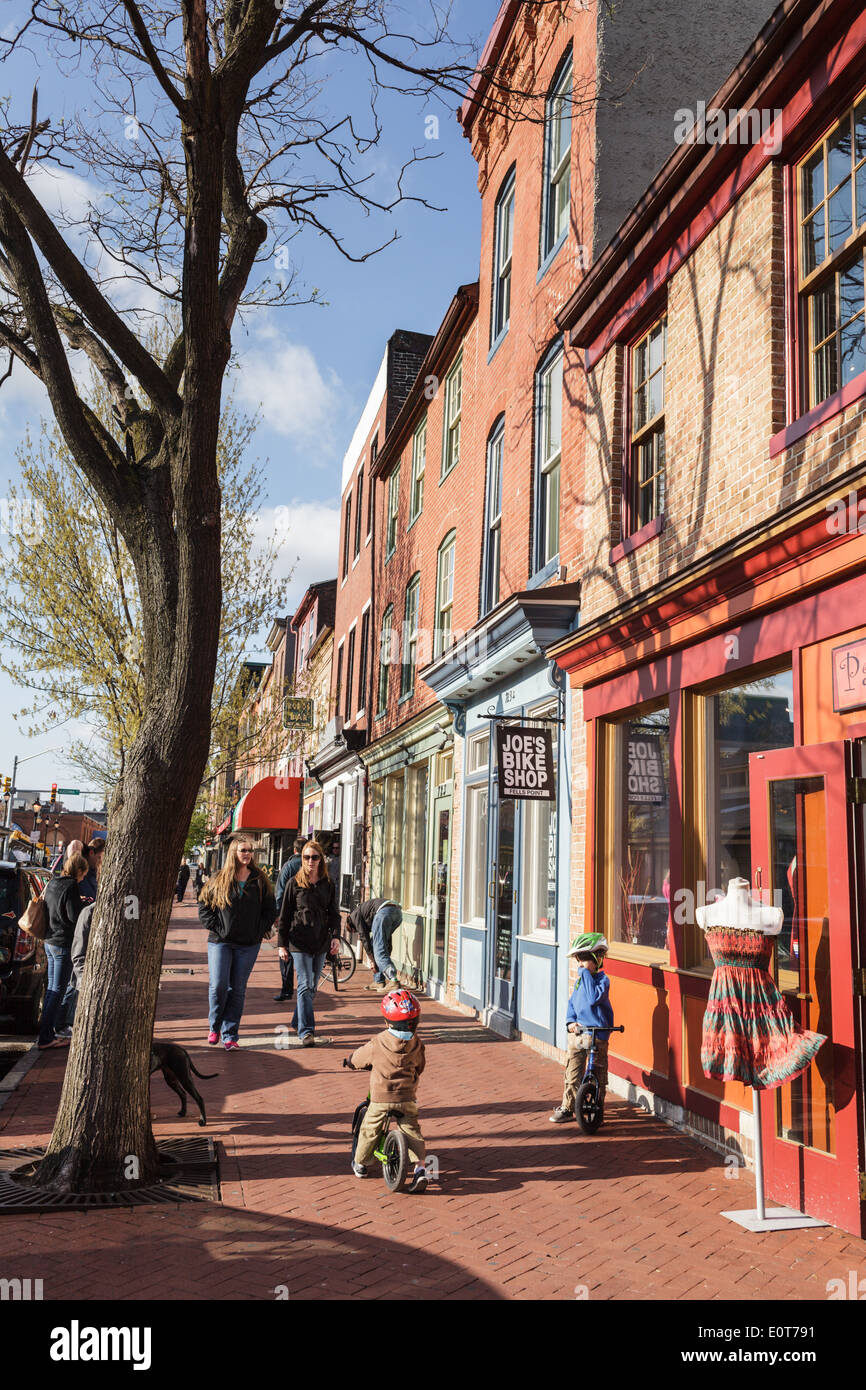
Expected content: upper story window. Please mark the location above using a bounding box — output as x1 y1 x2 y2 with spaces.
353 471 363 559
400 574 421 698
798 93 866 409
342 495 352 581
628 315 666 533
441 353 462 479
344 626 356 720
534 344 563 571
434 530 456 658
540 50 572 264
491 169 515 345
367 432 378 535
358 607 370 710
410 417 426 524
335 642 344 714
377 604 393 714
482 417 504 615
385 465 400 561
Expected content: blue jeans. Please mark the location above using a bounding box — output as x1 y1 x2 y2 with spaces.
39 942 73 1045
371 903 402 982
290 950 326 1039
207 941 261 1041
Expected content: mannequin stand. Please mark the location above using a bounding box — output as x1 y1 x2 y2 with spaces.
721 1090 828 1232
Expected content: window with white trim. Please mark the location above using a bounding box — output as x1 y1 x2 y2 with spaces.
385 465 400 560
400 574 420 698
434 531 456 658
535 346 563 570
541 51 572 263
410 417 426 523
441 354 462 479
482 418 504 614
492 170 515 344
377 605 393 714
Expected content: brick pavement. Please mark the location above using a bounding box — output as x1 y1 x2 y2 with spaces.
1 895 864 1300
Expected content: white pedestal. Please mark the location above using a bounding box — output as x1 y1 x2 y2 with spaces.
721 1205 828 1233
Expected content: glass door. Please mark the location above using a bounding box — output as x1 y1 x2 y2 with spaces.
427 793 451 985
488 786 518 1022
749 741 863 1233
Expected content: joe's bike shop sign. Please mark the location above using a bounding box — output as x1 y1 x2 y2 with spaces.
495 725 556 801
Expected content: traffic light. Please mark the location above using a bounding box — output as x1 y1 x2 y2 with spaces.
50 783 57 806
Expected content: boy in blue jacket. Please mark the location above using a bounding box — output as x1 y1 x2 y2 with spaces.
550 933 613 1123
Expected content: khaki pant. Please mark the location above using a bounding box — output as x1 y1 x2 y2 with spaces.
354 1100 426 1166
561 1033 608 1111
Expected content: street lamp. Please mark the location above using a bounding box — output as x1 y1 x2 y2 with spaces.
30 800 41 865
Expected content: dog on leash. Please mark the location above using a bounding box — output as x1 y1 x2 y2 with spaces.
150 1041 218 1127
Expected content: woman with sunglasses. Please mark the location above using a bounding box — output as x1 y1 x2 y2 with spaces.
198 837 277 1050
277 839 341 1046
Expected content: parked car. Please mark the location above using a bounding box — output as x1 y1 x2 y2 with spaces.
0 861 52 1033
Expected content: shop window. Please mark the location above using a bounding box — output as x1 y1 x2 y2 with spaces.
384 773 404 902
434 530 456 658
540 49 572 264
463 782 489 924
467 730 489 773
410 417 426 524
627 315 666 534
405 763 428 907
684 666 795 967
797 93 866 408
441 353 462 480
520 706 558 938
600 700 671 955
385 465 400 561
491 168 515 345
482 418 504 615
534 344 562 572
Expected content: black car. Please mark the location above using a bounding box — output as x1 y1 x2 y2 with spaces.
0 861 52 1033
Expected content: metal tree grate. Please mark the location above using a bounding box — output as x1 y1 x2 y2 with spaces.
422 1026 503 1044
0 1137 220 1210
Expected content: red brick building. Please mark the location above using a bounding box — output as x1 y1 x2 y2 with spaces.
548 0 866 1234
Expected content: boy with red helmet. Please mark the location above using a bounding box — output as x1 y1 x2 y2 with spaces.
347 988 428 1192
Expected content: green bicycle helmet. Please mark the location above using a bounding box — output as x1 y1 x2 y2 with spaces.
568 932 610 962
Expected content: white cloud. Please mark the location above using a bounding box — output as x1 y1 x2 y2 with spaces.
235 333 342 446
256 500 339 605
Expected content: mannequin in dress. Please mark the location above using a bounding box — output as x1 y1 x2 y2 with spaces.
696 877 781 935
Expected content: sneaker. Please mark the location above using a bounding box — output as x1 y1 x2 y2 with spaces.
549 1106 574 1123
374 982 391 993
301 1034 315 1048
352 1161 367 1178
55 1027 73 1038
407 1169 428 1194
207 1031 219 1045
364 983 383 991
224 1040 240 1051
273 993 292 1002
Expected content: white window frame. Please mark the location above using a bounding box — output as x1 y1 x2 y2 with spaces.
385 465 400 560
434 532 456 658
541 51 573 263
441 354 462 479
536 346 563 570
482 419 504 614
410 417 426 523
400 574 420 699
492 171 515 345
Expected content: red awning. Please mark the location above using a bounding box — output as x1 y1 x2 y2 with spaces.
214 815 232 836
232 776 302 832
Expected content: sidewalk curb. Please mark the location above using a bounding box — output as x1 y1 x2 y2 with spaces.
0 1042 39 1111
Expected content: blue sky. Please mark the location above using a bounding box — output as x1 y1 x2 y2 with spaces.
0 1 493 808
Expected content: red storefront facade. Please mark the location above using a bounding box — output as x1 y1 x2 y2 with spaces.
550 0 866 1234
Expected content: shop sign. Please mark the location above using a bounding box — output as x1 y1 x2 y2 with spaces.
283 696 314 730
832 637 866 713
495 725 555 801
627 735 665 804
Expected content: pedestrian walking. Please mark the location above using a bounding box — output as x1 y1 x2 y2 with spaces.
272 837 306 1003
55 900 96 1037
277 839 340 1047
176 858 191 903
37 851 88 1050
347 897 403 991
198 837 277 1051
194 863 205 897
79 838 105 904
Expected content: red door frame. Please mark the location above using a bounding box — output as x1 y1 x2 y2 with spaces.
749 740 864 1234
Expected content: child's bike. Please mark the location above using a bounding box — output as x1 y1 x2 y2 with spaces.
343 1058 410 1191
573 1024 624 1134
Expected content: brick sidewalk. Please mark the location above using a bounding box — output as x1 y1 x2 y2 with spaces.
1 896 863 1300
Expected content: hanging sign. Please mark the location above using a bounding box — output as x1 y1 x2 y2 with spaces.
495 725 556 801
832 637 866 713
283 696 314 729
627 734 665 804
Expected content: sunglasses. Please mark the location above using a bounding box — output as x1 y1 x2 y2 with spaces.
302 853 321 861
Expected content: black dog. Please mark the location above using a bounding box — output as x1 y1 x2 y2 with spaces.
150 1041 218 1127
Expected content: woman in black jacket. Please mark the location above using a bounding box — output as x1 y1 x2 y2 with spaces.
278 839 340 1047
198 837 276 1050
38 851 88 1049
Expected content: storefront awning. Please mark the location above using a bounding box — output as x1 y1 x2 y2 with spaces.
214 815 232 836
231 776 302 832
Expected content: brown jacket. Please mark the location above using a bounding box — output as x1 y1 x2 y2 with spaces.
350 1029 426 1104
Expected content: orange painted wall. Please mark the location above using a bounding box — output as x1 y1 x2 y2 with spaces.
608 975 670 1077
801 624 866 744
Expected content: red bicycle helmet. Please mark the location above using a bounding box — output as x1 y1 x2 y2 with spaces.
381 988 421 1022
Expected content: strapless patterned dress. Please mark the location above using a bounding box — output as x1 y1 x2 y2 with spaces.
701 927 826 1090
